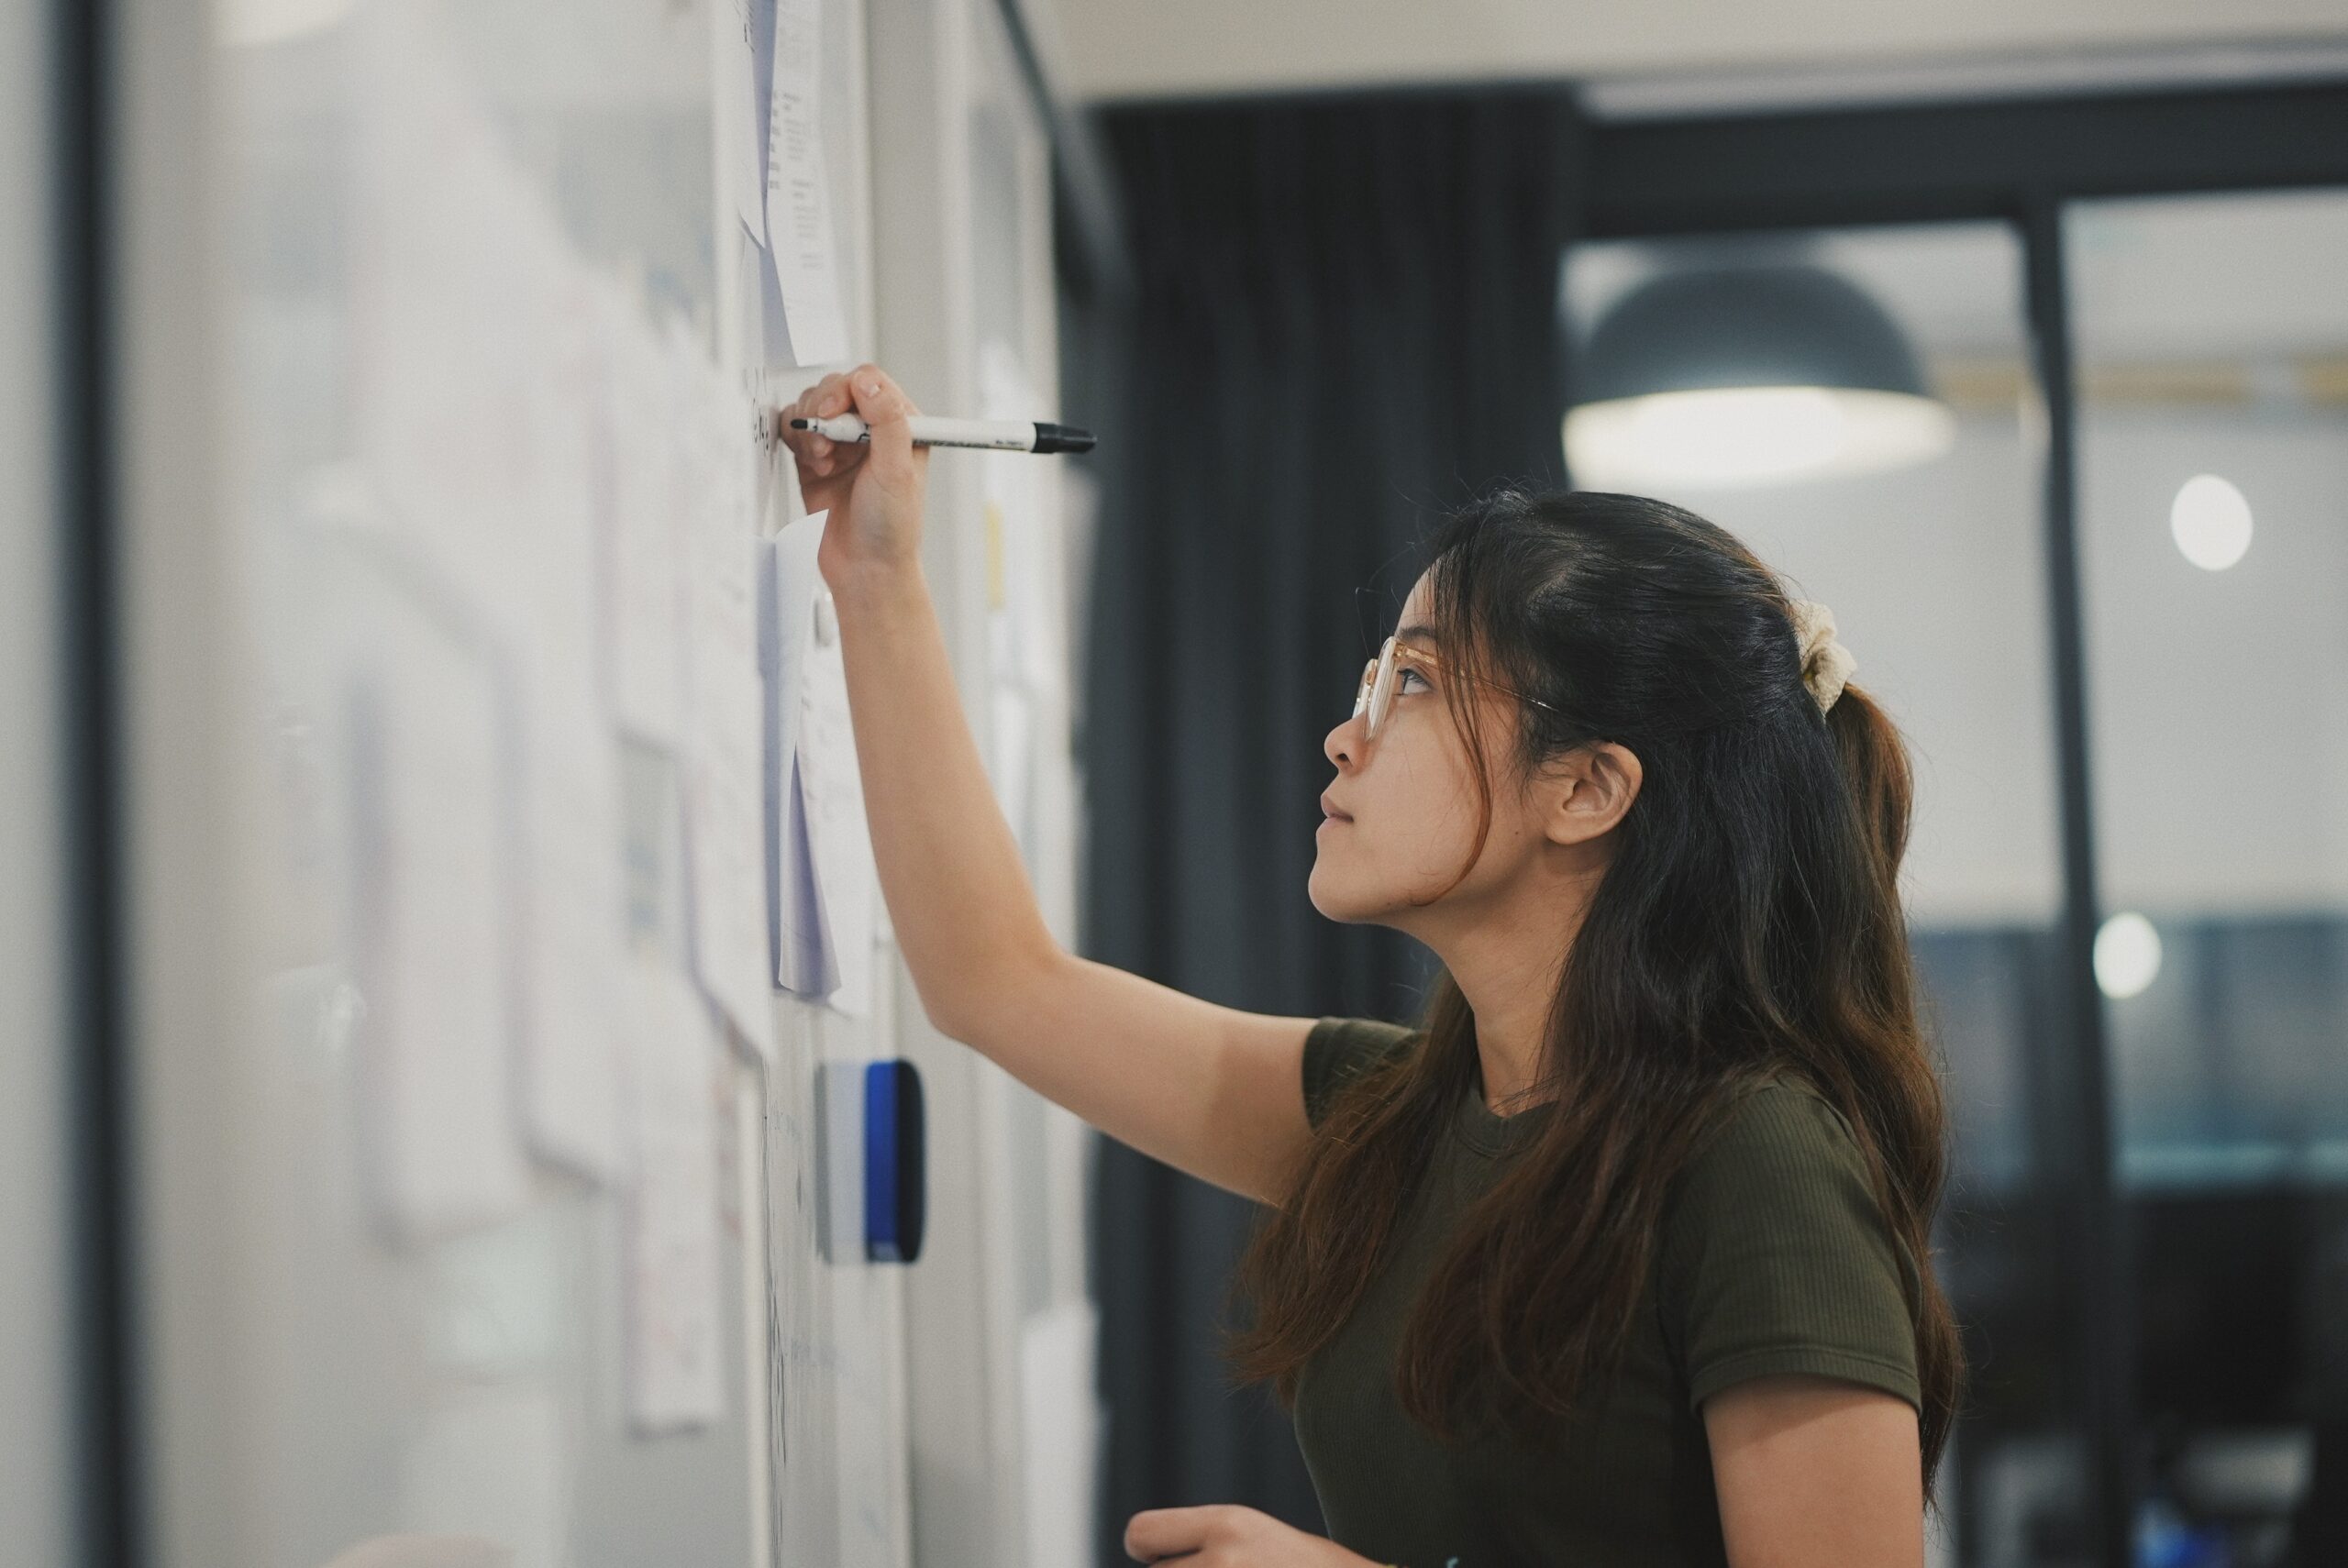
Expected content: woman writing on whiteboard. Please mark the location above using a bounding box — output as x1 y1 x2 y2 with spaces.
781 366 1960 1568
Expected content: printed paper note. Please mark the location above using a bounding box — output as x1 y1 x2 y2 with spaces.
764 0 849 367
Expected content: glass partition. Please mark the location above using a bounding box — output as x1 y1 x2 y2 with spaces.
2071 187 2348 1565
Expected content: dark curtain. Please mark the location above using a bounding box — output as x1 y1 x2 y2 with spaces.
1065 92 1586 1562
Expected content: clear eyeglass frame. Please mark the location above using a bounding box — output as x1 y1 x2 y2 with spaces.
1349 635 1555 746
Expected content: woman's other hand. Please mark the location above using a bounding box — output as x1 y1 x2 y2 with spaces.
779 361 929 587
1124 1506 1379 1568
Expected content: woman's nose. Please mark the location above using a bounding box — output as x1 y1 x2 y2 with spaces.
1324 713 1363 770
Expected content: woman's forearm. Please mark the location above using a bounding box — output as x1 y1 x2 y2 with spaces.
825 557 1058 1043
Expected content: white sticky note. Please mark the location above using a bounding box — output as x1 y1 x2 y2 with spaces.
509 273 627 1181
513 685 626 1182
622 963 728 1434
763 512 824 808
600 300 689 747
349 4 514 594
764 0 849 368
680 369 778 1061
760 512 877 1014
346 581 532 1242
349 2 601 673
761 513 834 997
683 679 776 1062
796 585 879 1016
771 748 837 999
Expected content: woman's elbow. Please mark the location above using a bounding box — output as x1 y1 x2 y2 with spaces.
913 938 1062 1048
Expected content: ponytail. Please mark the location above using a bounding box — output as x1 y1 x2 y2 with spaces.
1818 677 1966 1491
1823 680 1913 885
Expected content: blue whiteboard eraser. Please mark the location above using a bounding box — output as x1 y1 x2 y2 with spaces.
861 1060 925 1264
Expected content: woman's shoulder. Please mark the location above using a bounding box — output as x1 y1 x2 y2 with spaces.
1301 1016 1421 1130
1673 1070 1875 1198
1663 1068 1922 1309
1725 1067 1864 1142
1656 1068 1925 1408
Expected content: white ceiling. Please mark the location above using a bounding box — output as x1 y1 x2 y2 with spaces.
1045 0 2348 106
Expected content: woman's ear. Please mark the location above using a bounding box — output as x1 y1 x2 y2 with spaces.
1544 742 1642 848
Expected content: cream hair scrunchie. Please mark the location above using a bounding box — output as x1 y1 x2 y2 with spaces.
1788 598 1858 714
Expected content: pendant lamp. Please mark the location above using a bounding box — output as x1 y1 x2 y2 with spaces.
1564 264 1955 491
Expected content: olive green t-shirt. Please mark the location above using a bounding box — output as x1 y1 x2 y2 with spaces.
1291 1018 1923 1568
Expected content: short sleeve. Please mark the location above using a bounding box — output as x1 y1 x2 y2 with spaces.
1301 1017 1419 1131
1657 1080 1923 1415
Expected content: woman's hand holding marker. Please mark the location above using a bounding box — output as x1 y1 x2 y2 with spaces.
779 363 930 589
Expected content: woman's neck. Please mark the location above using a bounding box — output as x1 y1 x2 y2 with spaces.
1461 975 1556 1114
1435 895 1590 1115
1398 837 1611 1114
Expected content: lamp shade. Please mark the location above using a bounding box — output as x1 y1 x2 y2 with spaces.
1566 264 1955 491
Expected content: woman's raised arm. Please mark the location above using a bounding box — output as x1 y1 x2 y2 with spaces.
779 365 1318 1204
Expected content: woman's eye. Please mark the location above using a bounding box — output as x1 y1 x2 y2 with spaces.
1396 666 1433 694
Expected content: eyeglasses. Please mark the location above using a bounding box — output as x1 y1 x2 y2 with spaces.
1350 635 1556 745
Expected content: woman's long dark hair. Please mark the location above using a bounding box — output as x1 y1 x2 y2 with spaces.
1229 489 1965 1505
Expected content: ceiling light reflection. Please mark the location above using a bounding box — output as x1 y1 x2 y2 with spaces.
2170 474 2254 571
2095 911 2164 1000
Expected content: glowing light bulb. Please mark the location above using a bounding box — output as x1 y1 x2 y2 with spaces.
2094 911 2163 1000
2170 474 2253 571
1564 387 1955 491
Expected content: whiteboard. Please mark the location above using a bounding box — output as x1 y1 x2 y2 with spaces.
121 0 1098 1561
206 0 916 1562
